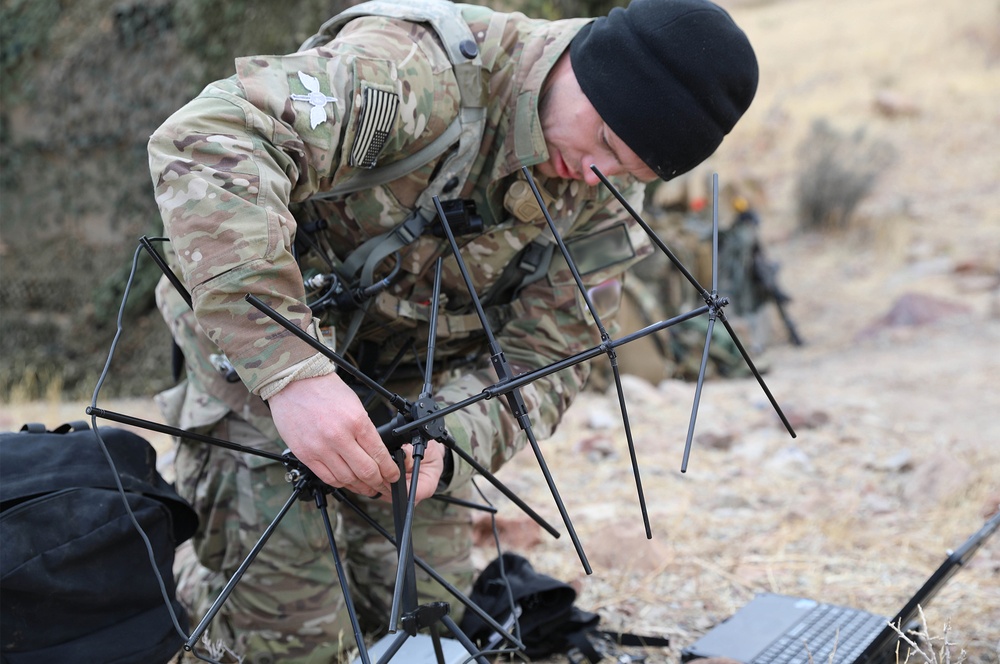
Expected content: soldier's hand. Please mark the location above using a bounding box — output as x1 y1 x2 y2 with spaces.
397 439 445 504
268 371 400 496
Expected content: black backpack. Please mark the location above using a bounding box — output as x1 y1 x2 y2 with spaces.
459 553 670 662
0 422 198 664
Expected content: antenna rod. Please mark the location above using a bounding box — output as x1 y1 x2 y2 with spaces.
422 258 444 396
712 173 720 293
393 305 711 436
591 166 712 302
185 485 305 649
432 195 592 574
521 169 606 338
245 294 410 411
86 406 285 463
521 166 651 539
717 314 798 438
681 173 724 472
139 235 192 308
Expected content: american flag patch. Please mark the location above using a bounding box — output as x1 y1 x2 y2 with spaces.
350 87 398 169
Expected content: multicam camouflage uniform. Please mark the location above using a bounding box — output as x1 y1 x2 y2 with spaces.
149 2 650 661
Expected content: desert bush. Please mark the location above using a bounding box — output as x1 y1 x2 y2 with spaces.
794 119 897 231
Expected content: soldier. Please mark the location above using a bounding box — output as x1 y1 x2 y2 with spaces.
148 0 758 660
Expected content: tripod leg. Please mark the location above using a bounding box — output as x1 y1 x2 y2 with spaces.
441 614 489 664
374 631 409 664
185 483 305 650
313 488 372 664
429 623 446 663
388 447 419 631
334 490 525 651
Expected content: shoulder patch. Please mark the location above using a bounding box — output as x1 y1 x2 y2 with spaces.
290 71 338 129
350 85 399 169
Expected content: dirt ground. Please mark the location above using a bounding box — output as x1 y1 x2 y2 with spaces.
2 0 997 662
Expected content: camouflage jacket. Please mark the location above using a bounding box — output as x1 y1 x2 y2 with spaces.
149 2 651 480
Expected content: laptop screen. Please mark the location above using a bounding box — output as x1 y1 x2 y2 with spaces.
855 510 1000 664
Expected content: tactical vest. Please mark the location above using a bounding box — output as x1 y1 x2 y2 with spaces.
294 0 553 354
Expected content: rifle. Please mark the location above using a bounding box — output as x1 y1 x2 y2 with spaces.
730 208 805 346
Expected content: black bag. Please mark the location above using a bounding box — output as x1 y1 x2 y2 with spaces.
0 422 199 664
459 553 669 662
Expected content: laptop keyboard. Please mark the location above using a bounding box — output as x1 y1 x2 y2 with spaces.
750 603 887 664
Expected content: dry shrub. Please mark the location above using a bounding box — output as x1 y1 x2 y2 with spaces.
794 119 897 231
889 607 970 664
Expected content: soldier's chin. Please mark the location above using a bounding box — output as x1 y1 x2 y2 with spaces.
534 159 559 179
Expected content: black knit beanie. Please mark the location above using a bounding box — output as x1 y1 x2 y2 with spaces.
569 0 759 181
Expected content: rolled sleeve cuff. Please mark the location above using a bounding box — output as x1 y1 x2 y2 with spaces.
256 351 337 401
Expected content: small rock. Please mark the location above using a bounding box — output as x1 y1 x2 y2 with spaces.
615 374 663 406
471 513 542 550
573 434 616 460
901 452 973 507
856 292 973 340
980 494 1000 519
878 292 972 327
587 409 618 430
873 89 921 117
765 445 814 474
713 491 752 510
785 408 831 430
860 493 898 515
865 449 914 473
585 527 672 572
697 431 736 451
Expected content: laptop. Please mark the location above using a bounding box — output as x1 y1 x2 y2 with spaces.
681 511 1000 664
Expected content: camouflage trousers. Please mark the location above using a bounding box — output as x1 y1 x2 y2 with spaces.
174 414 476 664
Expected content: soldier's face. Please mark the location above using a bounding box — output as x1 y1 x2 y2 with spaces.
537 54 658 186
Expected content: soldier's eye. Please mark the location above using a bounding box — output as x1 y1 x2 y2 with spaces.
600 128 622 167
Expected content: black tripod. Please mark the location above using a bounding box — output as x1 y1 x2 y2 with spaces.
87 166 796 664
84 398 521 664
239 255 566 663
90 250 532 663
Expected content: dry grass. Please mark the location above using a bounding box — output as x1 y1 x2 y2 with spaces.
481 356 1000 663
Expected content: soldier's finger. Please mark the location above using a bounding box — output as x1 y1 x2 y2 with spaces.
312 449 376 495
339 446 397 495
356 427 400 483
316 455 355 489
399 444 415 474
